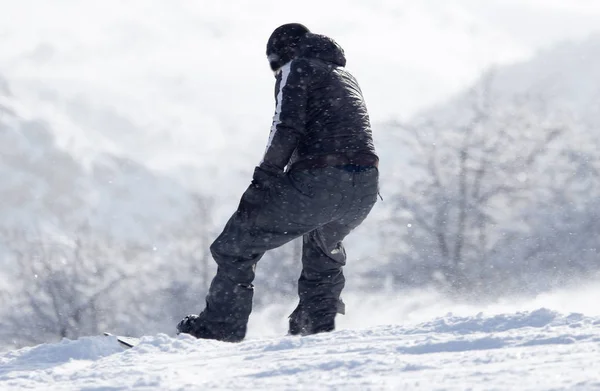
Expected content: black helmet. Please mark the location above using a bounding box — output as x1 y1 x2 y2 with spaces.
266 23 310 72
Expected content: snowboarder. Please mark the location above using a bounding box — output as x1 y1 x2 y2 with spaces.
177 23 379 342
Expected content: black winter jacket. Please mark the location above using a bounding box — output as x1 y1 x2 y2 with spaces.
259 33 377 174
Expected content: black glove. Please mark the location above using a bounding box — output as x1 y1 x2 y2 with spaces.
241 166 282 207
251 166 282 190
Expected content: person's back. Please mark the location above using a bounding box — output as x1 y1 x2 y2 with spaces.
261 31 377 174
177 23 379 342
290 33 376 164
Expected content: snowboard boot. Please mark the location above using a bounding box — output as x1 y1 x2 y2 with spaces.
176 314 205 337
288 302 343 336
176 313 246 342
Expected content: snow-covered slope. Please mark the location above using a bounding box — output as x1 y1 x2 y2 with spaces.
1 309 599 390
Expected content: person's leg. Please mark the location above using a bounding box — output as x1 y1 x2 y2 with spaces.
289 222 350 335
289 167 379 336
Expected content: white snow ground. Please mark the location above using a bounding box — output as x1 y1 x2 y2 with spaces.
2 307 600 390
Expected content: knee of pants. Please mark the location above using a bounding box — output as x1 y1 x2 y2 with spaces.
210 238 256 274
210 239 231 266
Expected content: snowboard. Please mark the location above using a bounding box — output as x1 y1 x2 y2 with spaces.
104 332 139 349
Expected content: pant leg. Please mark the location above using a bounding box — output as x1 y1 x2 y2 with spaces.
299 223 349 311
289 222 349 335
290 167 379 335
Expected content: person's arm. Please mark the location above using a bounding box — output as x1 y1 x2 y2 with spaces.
258 59 309 175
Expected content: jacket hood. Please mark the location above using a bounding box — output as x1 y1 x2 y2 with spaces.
297 33 346 67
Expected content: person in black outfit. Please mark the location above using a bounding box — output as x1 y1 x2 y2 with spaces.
177 23 379 342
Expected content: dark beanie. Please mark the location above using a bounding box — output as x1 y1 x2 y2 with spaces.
266 23 310 71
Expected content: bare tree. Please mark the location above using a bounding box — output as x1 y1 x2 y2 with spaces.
174 194 216 292
498 124 600 291
0 224 130 347
254 238 303 306
388 72 565 293
127 194 219 334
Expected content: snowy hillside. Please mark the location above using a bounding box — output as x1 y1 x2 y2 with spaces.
406 32 600 133
493 33 600 121
1 308 600 390
0 89 199 243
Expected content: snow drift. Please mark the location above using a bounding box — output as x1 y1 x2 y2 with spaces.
1 309 599 390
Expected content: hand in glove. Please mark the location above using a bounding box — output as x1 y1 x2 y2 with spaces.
242 166 283 206
251 166 282 190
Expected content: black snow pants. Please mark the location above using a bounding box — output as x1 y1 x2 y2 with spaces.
198 165 379 342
